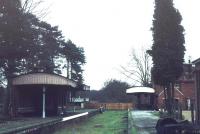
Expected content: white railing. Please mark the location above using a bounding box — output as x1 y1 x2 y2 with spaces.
71 98 89 103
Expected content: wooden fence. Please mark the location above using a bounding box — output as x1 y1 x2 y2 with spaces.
85 103 133 110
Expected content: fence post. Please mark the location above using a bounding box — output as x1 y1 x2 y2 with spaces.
191 102 195 124
179 105 182 120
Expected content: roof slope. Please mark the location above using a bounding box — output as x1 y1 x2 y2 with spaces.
12 73 77 87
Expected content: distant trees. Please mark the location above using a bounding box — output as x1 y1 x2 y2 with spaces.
0 0 86 115
148 0 185 114
120 48 152 87
89 80 133 103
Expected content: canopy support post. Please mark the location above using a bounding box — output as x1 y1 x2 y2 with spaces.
42 86 46 118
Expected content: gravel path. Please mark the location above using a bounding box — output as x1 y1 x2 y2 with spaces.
131 111 159 134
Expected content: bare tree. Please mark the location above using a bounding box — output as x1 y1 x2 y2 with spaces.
21 0 50 19
119 48 152 87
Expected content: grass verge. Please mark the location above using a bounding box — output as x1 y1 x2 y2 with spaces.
54 111 127 134
152 111 160 116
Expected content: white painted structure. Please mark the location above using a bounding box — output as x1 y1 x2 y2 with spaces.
12 73 78 118
71 97 90 103
62 112 89 122
126 87 155 94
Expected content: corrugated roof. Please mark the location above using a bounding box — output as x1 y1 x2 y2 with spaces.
12 73 77 87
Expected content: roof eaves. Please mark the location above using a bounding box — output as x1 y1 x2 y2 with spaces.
192 58 200 64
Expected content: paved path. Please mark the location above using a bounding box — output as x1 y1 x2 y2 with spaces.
131 111 159 134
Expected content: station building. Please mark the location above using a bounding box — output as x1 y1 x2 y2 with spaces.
10 73 89 118
126 87 157 110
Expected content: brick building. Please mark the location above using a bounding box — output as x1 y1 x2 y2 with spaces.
153 63 195 110
192 58 200 123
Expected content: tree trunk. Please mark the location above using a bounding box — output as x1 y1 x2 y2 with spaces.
163 86 167 110
166 83 172 115
3 86 9 116
4 78 12 117
67 59 69 78
171 82 175 115
4 60 15 117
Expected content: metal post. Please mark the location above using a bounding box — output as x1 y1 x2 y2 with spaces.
191 101 195 124
69 91 71 102
42 86 46 118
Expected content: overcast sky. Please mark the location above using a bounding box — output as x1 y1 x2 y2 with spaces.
37 0 200 90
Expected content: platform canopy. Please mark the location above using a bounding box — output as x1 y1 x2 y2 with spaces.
126 87 155 94
12 73 77 87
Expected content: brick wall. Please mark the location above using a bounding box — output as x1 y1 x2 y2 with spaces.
154 81 195 109
153 63 195 109
180 81 195 99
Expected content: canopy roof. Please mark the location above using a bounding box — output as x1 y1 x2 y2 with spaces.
12 73 77 87
126 87 155 94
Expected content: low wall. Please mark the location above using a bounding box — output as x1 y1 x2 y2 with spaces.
85 103 133 110
1 109 99 134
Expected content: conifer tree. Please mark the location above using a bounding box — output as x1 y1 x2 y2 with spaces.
149 0 185 114
0 0 32 115
0 0 86 116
